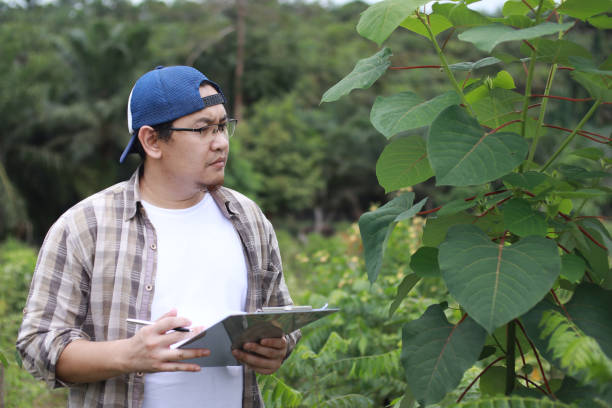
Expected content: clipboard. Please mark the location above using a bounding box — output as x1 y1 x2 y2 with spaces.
175 306 339 367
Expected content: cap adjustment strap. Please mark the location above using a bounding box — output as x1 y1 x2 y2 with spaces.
202 93 226 108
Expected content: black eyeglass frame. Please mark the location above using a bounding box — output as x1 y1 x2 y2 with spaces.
168 118 238 138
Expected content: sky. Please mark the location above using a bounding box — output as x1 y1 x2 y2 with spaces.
315 0 507 15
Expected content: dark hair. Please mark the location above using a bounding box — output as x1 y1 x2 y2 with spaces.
134 120 174 160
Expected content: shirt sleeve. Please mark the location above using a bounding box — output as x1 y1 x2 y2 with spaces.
262 218 301 357
16 215 92 389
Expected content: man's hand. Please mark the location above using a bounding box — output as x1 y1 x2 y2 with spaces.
56 309 209 384
125 309 209 373
231 336 288 375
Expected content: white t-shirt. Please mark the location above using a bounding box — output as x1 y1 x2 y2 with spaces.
141 193 248 408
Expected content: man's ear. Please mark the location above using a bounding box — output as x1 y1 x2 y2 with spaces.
138 126 163 160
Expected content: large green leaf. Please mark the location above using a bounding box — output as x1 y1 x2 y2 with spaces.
571 71 612 100
358 193 427 283
565 283 612 359
356 0 429 46
479 365 507 396
439 225 561 333
458 22 574 53
502 198 548 237
588 15 612 29
520 39 592 65
370 91 460 138
321 48 392 103
449 57 503 75
376 135 434 192
422 212 476 247
389 273 422 317
472 89 538 136
560 253 586 283
502 0 556 16
428 105 529 187
456 396 573 407
410 247 440 278
401 304 487 405
432 3 491 28
502 171 550 191
558 0 612 20
400 14 452 38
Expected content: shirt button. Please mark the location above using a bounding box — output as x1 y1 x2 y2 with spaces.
150 243 157 250
145 284 153 291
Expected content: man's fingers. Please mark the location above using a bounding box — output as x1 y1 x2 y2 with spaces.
168 347 210 362
259 337 287 349
242 342 285 359
153 316 192 335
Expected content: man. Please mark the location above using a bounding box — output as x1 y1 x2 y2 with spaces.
17 65 300 407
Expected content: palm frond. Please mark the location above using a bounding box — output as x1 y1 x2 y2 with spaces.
317 394 373 408
258 373 303 408
540 310 612 385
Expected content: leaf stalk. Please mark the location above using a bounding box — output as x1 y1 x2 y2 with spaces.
416 11 474 116
540 99 603 172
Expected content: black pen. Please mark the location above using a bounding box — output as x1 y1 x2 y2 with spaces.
126 318 190 332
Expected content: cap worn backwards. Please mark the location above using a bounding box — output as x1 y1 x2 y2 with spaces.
120 65 226 163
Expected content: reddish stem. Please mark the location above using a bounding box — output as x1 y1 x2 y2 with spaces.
390 65 441 70
462 71 472 90
558 213 608 251
543 124 611 143
557 242 571 254
578 225 607 250
546 10 559 22
550 289 572 322
515 338 528 387
531 94 596 102
456 356 506 403
488 119 523 134
557 66 575 71
576 216 610 221
515 319 555 397
416 190 509 216
441 28 455 52
521 0 536 13
417 206 442 216
563 20 578 36
523 40 536 52
475 197 512 221
517 375 550 395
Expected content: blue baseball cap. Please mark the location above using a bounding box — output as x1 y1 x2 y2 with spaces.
120 65 226 163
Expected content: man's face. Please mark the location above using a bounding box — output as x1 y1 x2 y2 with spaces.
158 84 230 190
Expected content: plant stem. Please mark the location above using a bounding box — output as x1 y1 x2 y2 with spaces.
456 356 506 403
540 98 603 172
416 12 474 116
519 0 545 172
505 320 516 395
526 64 558 165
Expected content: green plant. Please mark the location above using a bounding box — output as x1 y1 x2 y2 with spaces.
0 238 68 407
264 221 431 406
322 0 611 407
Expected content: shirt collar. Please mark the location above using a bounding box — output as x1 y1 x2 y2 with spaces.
122 168 240 221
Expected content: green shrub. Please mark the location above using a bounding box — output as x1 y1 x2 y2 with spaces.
0 238 67 408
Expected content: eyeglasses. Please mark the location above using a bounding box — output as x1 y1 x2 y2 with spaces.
169 118 237 139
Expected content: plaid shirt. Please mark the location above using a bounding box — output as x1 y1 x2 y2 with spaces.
17 169 300 407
